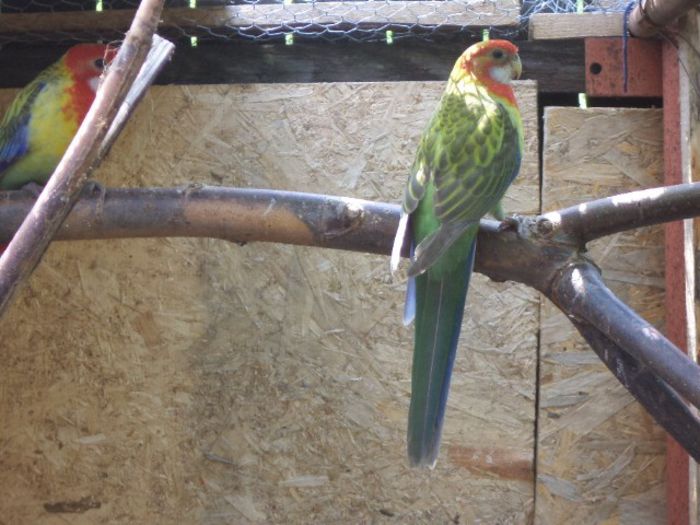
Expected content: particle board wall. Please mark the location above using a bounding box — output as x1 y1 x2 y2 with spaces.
537 107 666 524
0 81 539 524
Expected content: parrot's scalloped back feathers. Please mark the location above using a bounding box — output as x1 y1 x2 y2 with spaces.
0 43 112 190
395 39 524 468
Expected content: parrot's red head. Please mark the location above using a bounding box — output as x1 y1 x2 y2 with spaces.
455 40 522 106
60 43 117 124
63 43 116 88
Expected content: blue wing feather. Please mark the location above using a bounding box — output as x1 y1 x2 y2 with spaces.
0 118 30 174
403 240 417 326
0 81 45 178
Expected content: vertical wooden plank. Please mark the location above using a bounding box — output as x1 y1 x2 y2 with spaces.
538 107 666 525
662 36 689 525
663 27 698 525
689 14 700 525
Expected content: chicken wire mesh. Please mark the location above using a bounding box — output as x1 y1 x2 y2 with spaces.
0 0 631 45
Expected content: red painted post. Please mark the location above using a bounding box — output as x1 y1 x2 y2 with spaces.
585 38 662 97
662 39 692 525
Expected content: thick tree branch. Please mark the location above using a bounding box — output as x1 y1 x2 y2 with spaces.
0 187 398 255
538 182 700 244
552 261 700 415
571 318 700 463
0 0 166 317
100 35 175 160
0 185 698 459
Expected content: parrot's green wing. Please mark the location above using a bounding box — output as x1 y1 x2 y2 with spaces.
403 90 521 276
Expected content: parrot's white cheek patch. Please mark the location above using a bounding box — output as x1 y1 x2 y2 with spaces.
88 76 100 93
489 66 512 84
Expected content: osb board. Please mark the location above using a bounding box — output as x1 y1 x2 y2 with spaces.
537 107 666 525
0 81 539 524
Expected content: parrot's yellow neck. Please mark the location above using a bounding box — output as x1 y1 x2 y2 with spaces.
448 66 518 109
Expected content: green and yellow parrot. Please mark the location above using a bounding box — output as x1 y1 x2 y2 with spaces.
391 40 524 468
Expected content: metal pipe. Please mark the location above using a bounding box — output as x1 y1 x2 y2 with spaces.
628 0 699 38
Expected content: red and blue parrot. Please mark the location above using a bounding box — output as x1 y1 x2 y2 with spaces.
0 44 111 190
0 43 111 252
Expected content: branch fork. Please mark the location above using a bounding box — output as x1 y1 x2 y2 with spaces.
0 182 698 459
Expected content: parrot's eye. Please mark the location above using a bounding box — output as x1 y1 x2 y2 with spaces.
94 58 105 70
491 49 505 60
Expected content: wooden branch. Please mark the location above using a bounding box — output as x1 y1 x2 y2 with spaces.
100 35 175 159
571 318 700 463
551 261 700 411
529 13 625 39
0 1 519 39
539 182 700 244
1 184 699 285
0 185 699 459
0 188 399 255
0 0 166 317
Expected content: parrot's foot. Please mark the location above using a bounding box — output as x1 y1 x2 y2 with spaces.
182 183 205 201
497 215 521 232
20 182 45 198
82 179 105 197
82 180 107 216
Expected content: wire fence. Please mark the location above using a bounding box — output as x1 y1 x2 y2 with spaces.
0 0 632 45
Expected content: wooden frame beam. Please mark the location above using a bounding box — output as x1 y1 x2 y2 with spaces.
0 39 584 93
662 16 698 524
0 2 519 38
529 13 625 39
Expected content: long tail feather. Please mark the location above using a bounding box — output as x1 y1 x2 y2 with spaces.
407 232 476 468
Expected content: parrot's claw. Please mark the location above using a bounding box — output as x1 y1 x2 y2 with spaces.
82 179 105 196
82 180 107 216
20 182 45 198
183 183 205 201
497 215 521 232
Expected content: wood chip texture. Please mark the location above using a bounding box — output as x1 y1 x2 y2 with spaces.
537 107 666 525
0 81 539 524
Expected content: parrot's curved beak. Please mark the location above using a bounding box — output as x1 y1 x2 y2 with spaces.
512 56 522 80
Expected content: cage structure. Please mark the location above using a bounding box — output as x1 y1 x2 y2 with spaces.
0 0 631 45
0 1 697 524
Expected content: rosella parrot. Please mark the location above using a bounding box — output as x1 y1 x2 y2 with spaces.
0 43 111 190
390 40 524 468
